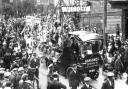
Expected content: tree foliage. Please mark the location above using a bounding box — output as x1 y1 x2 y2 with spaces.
72 12 81 30
2 0 37 18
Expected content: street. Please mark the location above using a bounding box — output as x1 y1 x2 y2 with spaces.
38 58 128 89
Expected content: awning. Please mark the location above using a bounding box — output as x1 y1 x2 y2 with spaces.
109 0 128 9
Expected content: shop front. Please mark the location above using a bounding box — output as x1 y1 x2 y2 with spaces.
109 0 128 40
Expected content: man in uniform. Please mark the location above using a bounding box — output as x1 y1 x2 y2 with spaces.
101 72 115 89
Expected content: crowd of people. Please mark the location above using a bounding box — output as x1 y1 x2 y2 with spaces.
0 12 128 89
0 14 77 89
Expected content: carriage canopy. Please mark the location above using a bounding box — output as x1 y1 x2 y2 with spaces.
69 31 103 42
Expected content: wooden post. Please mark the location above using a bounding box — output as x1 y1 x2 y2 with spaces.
59 0 63 34
122 9 125 41
103 0 107 47
0 0 2 16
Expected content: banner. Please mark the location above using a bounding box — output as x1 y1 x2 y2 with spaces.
26 16 41 25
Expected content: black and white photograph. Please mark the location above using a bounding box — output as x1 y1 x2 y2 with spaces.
0 0 128 89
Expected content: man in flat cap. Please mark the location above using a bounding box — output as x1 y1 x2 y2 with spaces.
101 72 115 89
81 77 95 89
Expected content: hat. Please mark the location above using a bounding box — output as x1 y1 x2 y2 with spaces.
18 67 24 72
0 68 5 71
84 77 91 82
107 72 114 77
24 65 28 68
5 81 12 87
4 72 11 77
52 73 59 81
12 68 18 71
0 71 5 75
21 73 28 81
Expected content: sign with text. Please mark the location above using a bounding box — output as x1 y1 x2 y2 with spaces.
62 6 90 12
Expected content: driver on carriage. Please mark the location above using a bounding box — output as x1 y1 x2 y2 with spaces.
70 36 80 62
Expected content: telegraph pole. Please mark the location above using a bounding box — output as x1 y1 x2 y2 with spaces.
59 0 63 33
0 0 2 17
103 0 107 47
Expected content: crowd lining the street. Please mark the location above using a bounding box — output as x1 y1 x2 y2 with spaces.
0 14 128 89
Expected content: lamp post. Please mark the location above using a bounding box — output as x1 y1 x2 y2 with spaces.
103 0 107 47
86 1 92 31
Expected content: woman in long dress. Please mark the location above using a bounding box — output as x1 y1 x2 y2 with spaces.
39 56 48 89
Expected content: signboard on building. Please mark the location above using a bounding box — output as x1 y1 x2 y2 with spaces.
62 6 90 12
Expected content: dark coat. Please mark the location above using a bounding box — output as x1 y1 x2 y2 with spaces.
61 47 76 65
68 70 79 88
124 46 128 63
101 78 115 89
3 55 12 69
47 81 66 89
81 83 94 89
29 58 40 68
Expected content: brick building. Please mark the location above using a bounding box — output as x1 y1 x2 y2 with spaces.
61 0 122 35
80 0 122 34
109 0 128 40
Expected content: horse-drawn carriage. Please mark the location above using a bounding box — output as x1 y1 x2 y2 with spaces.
54 31 103 80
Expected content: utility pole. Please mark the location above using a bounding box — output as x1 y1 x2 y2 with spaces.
0 0 2 17
59 0 63 33
103 0 107 47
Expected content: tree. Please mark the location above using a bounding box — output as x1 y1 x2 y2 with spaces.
72 12 81 30
2 3 14 19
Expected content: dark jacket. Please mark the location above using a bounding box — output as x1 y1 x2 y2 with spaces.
124 46 128 62
101 78 114 89
81 83 94 89
68 70 79 87
47 81 66 89
29 58 40 68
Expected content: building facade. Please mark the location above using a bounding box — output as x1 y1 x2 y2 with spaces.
109 0 128 40
36 0 54 14
80 0 122 34
61 0 122 35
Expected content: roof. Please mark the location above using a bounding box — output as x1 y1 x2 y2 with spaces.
69 31 103 42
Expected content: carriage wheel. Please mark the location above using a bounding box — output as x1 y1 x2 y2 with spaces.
91 71 99 80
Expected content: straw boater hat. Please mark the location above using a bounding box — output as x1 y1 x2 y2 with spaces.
84 77 91 82
4 72 11 78
107 72 114 77
12 68 18 71
18 67 24 72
